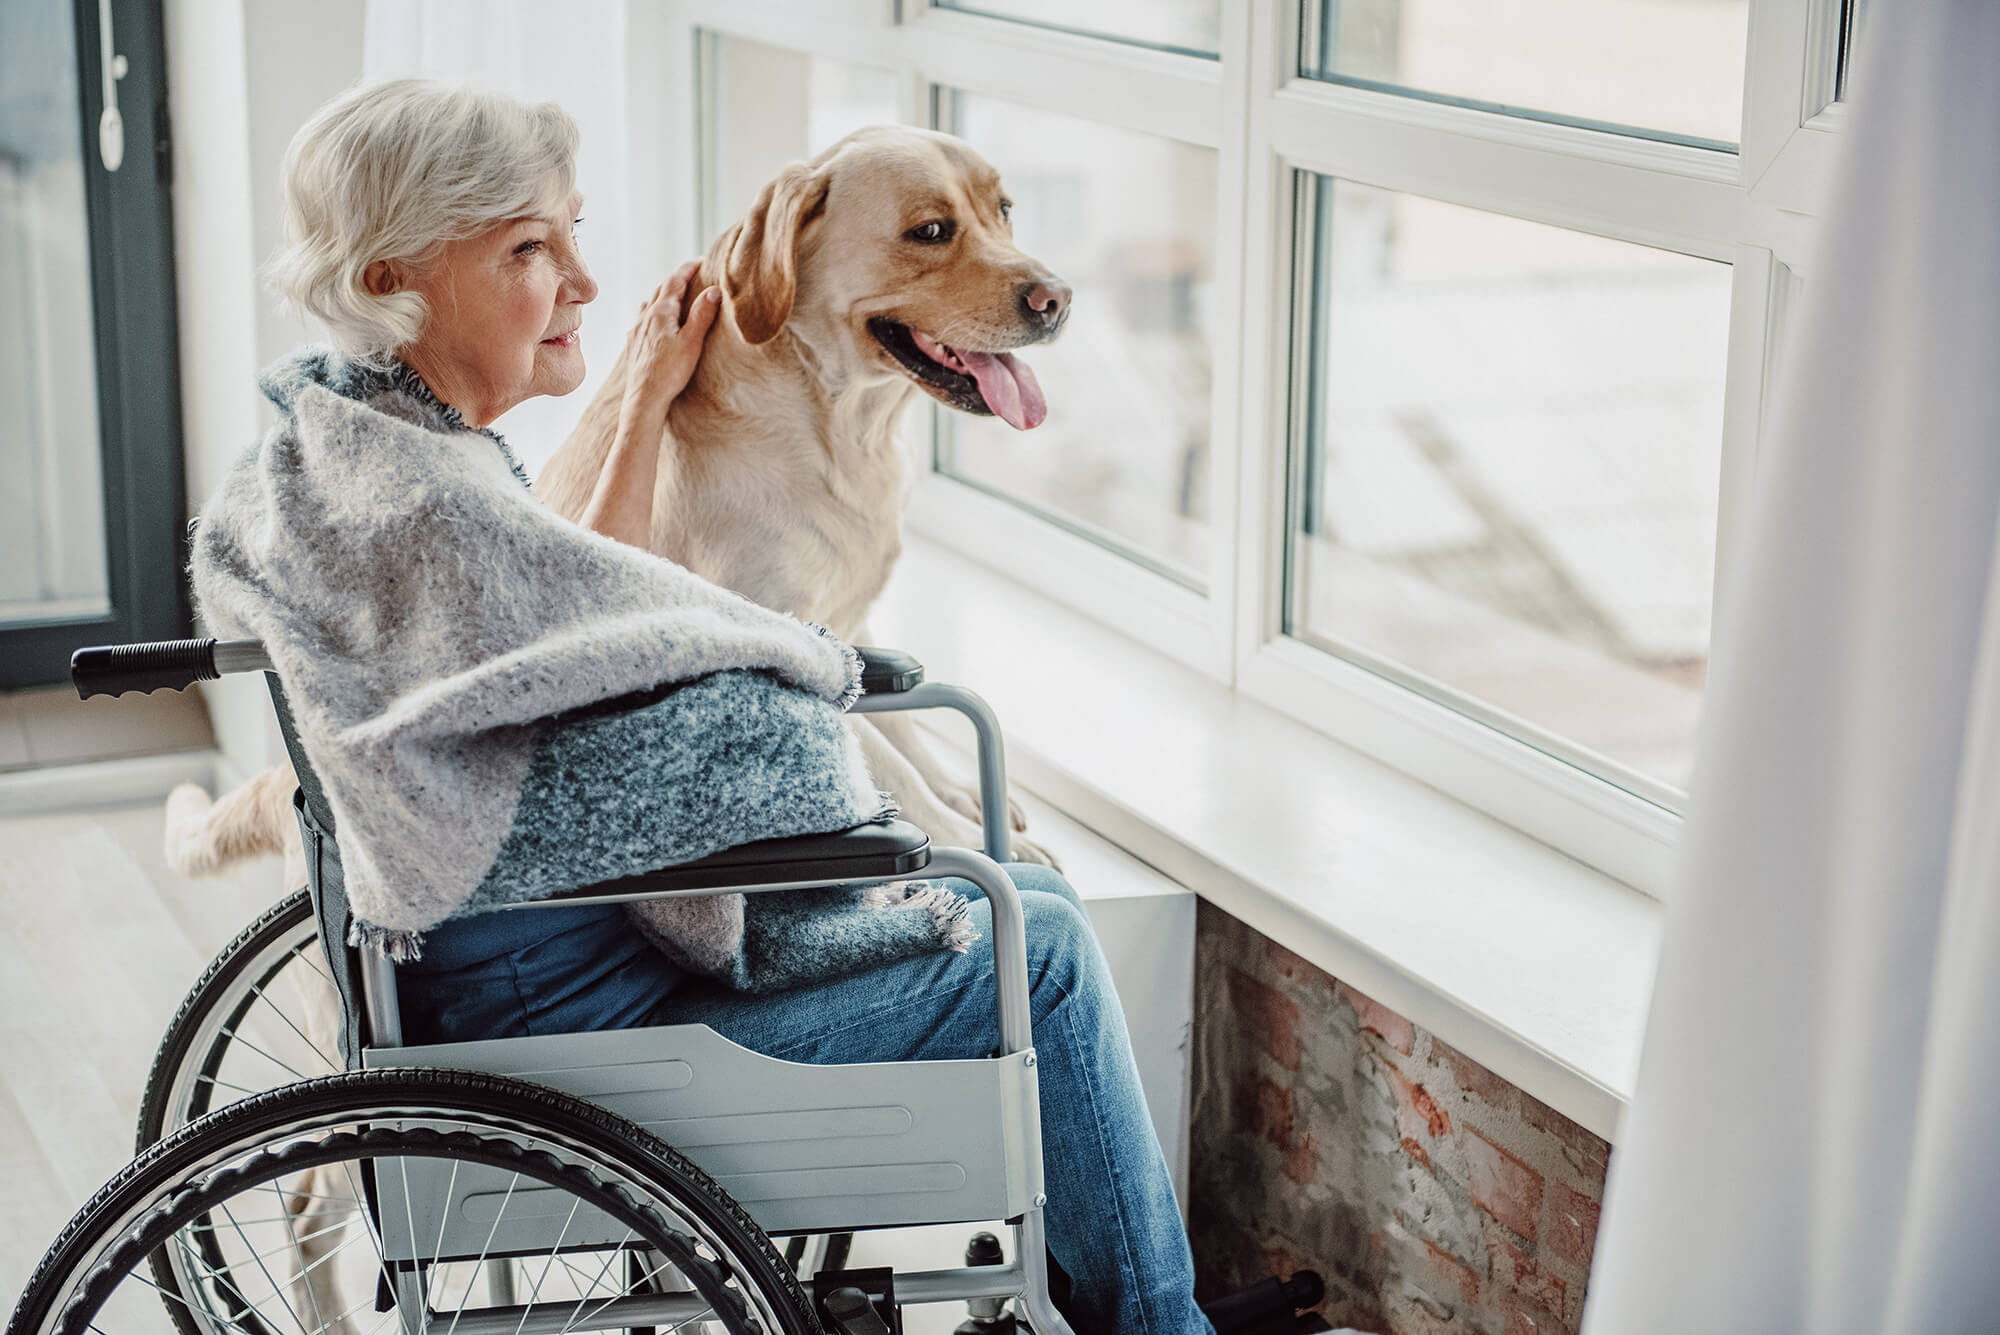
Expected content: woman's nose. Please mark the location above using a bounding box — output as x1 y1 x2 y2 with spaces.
567 256 599 305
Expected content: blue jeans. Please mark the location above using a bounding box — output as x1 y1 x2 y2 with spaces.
398 864 1211 1335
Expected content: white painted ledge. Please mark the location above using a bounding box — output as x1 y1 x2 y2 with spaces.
870 538 1663 1143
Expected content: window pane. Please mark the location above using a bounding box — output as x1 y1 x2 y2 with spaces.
0 0 109 625
936 0 1220 59
699 33 905 240
1302 0 1750 148
935 93 1216 587
1289 177 1729 794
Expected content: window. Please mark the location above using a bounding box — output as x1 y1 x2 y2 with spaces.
0 0 188 687
1301 0 1749 148
1289 177 1730 797
677 0 1847 897
933 0 1221 60
934 92 1218 586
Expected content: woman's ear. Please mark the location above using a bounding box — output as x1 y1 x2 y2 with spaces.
721 162 832 346
363 259 401 297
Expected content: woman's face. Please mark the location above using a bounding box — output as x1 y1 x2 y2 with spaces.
392 192 599 426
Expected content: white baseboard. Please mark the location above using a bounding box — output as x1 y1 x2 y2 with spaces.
0 750 222 817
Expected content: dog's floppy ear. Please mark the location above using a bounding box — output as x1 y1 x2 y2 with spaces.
722 162 832 346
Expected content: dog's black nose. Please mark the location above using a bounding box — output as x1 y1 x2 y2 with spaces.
1018 278 1071 331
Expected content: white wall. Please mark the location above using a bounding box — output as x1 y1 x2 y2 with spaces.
166 0 367 778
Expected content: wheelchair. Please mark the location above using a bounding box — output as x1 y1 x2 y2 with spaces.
8 636 1079 1335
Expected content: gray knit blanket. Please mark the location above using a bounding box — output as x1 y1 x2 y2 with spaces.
189 349 969 990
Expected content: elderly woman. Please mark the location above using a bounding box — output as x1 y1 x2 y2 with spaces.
220 79 1215 1335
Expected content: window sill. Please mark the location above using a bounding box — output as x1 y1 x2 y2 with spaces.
870 538 1663 1142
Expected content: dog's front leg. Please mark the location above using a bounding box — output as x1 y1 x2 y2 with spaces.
849 716 1059 867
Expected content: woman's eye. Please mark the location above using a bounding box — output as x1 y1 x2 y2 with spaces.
515 238 544 256
999 200 1012 222
906 220 954 245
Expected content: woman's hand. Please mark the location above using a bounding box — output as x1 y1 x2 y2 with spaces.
580 259 719 548
618 259 721 446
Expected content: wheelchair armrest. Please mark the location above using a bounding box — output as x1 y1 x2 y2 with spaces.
531 819 932 905
857 646 923 694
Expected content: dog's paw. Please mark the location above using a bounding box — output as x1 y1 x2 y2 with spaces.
1003 830 1063 871
941 784 1030 833
162 781 219 875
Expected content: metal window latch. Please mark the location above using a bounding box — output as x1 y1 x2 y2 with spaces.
97 0 129 172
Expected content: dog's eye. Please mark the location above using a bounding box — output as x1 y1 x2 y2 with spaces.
906 220 955 245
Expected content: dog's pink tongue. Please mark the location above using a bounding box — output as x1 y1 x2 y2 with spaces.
958 349 1047 430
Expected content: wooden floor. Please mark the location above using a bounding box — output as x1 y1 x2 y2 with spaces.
0 797 282 1301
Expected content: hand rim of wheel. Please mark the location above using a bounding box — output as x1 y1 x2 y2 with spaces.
9 1069 817 1335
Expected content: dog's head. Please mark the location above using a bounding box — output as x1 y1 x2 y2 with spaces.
711 125 1068 430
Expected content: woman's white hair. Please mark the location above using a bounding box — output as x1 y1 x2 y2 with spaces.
268 78 579 366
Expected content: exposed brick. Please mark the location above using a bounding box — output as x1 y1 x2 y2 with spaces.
1388 1066 1454 1148
1227 967 1303 1070
1503 1293 1569 1335
1519 1093 1611 1178
1263 935 1332 993
1284 1132 1319 1186
1418 1238 1481 1304
1392 1300 1481 1335
1545 1181 1601 1271
1465 1128 1545 1242
1432 1036 1518 1111
1234 1072 1294 1151
1339 981 1416 1054
1488 1236 1566 1316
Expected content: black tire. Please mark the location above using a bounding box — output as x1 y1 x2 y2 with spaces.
137 887 336 1151
9 1068 821 1335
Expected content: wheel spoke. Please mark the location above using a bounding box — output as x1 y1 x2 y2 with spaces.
218 1199 313 1335
242 979 339 1071
270 1181 334 1335
214 1026 309 1082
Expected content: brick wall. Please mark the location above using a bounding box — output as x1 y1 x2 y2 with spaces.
1188 901 1610 1335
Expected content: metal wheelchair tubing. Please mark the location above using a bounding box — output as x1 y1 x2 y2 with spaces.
201 642 1072 1330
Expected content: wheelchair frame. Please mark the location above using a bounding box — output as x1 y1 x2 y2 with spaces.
67 637 1078 1335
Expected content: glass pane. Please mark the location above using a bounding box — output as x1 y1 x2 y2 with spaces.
699 33 906 241
1289 177 1730 794
0 0 109 625
935 93 1216 587
936 0 1220 59
1302 0 1750 148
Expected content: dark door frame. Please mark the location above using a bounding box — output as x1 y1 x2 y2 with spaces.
3 0 188 689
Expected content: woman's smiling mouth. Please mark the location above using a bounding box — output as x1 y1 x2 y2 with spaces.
541 329 580 348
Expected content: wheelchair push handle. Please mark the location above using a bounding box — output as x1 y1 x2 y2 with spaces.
70 637 273 699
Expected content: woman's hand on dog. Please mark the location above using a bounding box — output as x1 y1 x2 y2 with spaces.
620 260 720 445
581 260 718 548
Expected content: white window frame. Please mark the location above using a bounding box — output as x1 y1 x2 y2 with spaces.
667 0 1849 901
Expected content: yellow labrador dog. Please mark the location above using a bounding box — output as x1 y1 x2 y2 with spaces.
166 126 1066 902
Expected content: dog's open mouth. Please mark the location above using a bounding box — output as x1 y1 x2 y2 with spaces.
868 317 1047 430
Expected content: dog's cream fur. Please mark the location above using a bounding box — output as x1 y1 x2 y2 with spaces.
167 125 1063 903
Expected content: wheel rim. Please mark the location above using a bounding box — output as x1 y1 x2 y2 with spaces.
161 909 343 1136
32 1080 808 1335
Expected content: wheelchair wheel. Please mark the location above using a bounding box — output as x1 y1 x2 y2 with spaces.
139 888 341 1150
9 1068 817 1335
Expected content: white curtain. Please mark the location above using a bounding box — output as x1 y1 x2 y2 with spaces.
1583 1 2000 1330
361 0 648 474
